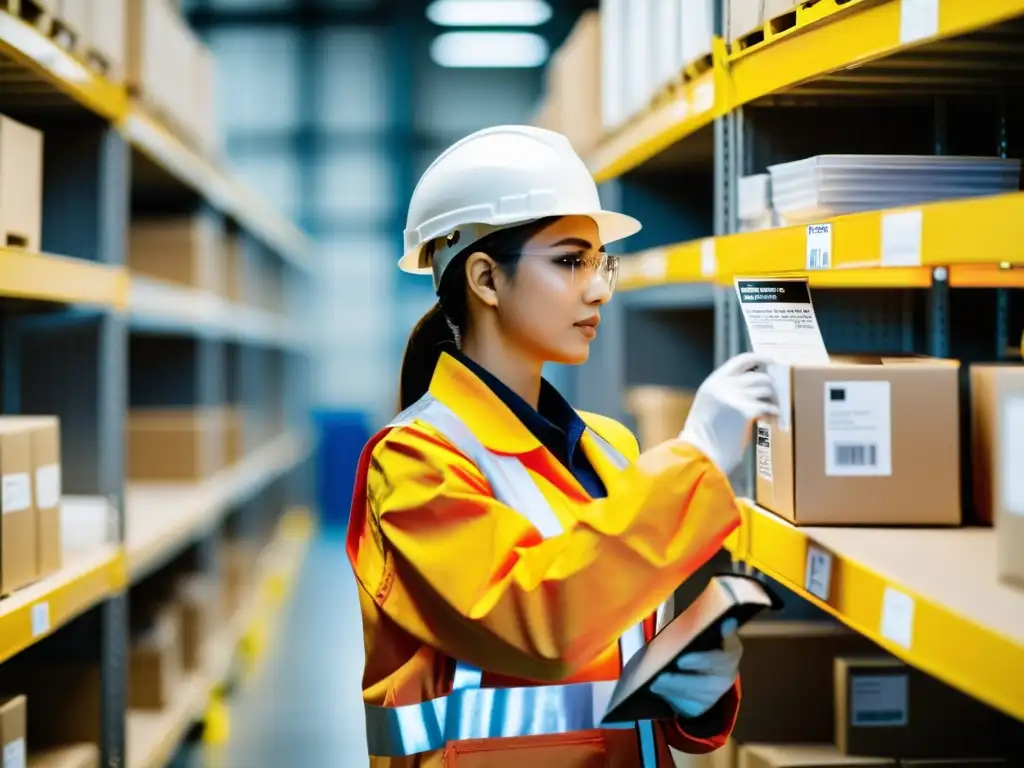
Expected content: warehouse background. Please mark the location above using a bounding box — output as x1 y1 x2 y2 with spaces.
183 0 592 423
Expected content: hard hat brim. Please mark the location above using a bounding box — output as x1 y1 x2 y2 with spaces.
397 210 643 275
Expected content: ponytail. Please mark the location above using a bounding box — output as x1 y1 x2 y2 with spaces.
396 215 561 413
398 303 458 411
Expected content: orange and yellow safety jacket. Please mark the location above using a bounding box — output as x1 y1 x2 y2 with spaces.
347 352 742 766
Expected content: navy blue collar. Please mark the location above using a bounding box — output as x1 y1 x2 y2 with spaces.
451 351 587 464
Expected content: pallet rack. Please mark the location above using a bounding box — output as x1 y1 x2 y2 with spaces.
0 8 313 768
577 0 1024 726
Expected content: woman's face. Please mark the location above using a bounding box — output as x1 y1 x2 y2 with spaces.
493 215 615 365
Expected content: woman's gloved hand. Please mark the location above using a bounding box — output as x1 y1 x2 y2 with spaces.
678 352 779 476
648 619 743 719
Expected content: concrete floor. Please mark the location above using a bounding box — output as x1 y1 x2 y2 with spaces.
218 531 371 768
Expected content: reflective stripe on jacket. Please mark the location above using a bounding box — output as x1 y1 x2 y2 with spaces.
346 352 742 767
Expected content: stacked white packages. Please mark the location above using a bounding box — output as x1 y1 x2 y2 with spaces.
767 155 1022 226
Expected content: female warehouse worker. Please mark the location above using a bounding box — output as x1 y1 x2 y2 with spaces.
346 125 777 767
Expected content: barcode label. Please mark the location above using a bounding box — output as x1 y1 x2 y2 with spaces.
834 443 878 467
806 223 832 270
31 602 50 637
825 381 892 477
756 421 772 481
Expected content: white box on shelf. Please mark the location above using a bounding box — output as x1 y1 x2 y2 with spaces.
681 0 714 68
625 0 654 119
601 0 628 130
653 0 682 93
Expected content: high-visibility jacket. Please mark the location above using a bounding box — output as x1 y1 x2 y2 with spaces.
347 353 742 767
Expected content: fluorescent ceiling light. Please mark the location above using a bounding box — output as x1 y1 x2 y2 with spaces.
430 31 549 68
427 0 552 28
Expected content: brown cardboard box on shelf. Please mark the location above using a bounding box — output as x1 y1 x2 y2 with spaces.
549 10 602 155
971 364 1024 588
0 115 43 252
129 214 219 290
175 574 218 672
0 422 38 594
29 744 100 768
0 664 102 744
755 356 961 526
221 539 258 618
739 744 895 768
732 622 878 747
221 231 243 303
86 0 127 82
127 407 225 483
223 406 244 467
624 386 695 451
130 607 183 710
0 696 26 768
126 0 177 112
834 656 1009 759
6 416 62 579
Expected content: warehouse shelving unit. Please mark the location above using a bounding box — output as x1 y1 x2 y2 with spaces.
0 8 313 768
578 0 1024 728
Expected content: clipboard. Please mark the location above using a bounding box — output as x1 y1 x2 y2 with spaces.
601 573 783 725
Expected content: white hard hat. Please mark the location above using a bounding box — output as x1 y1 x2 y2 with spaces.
400 125 642 291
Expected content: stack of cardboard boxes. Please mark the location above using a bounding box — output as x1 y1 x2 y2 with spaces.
691 622 1015 768
726 0 798 49
0 692 99 767
0 114 43 253
0 417 63 597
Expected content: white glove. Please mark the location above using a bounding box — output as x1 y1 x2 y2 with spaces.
678 352 779 476
648 619 742 719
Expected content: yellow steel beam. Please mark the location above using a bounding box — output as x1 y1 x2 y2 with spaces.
0 546 125 668
737 502 1024 722
0 12 127 121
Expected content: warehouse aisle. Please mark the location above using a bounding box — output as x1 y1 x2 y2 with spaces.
222 531 371 768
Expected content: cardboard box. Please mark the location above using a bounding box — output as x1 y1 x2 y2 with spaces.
550 11 603 155
0 116 43 253
59 0 91 36
129 215 219 289
87 0 127 82
732 622 878 746
175 575 217 671
971 365 1024 587
29 744 100 768
223 406 243 467
6 417 62 579
130 608 182 710
0 696 26 768
126 0 175 103
625 386 695 451
740 744 895 768
0 664 101 744
127 407 225 482
755 357 961 526
0 422 38 594
834 656 1009 759
221 540 258 618
191 40 219 157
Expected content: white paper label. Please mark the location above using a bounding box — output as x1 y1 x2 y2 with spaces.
1002 396 1024 516
900 0 939 44
806 223 832 270
881 210 923 267
1 474 31 514
735 278 830 366
3 738 26 768
693 81 715 114
880 586 915 648
35 464 60 509
851 675 909 727
756 421 773 481
804 545 833 601
31 602 49 637
641 249 668 281
824 381 893 477
700 238 716 277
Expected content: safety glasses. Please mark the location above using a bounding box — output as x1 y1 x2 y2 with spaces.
519 248 620 294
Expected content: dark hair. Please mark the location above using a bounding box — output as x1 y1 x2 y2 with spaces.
398 216 559 411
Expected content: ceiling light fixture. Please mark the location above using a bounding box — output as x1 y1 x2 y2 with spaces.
426 0 553 28
430 31 549 68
